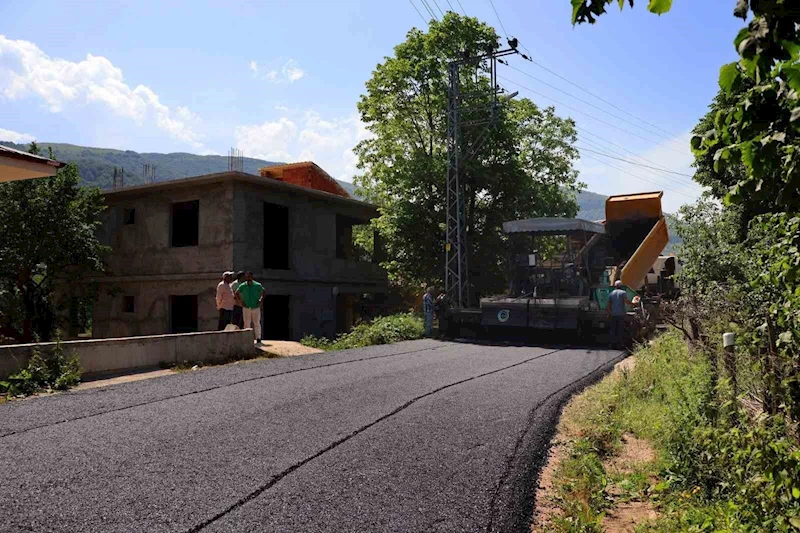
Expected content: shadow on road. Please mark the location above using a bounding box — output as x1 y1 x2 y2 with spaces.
439 327 630 353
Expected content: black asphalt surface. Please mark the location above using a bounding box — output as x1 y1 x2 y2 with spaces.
0 339 623 533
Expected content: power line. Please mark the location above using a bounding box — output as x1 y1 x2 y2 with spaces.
445 0 456 12
499 75 688 156
577 125 685 174
580 153 700 200
455 0 467 15
487 0 509 37
577 135 701 192
482 0 689 145
576 128 700 190
577 139 702 192
408 0 428 24
530 60 687 141
575 146 695 178
419 0 439 20
429 0 446 17
507 64 688 150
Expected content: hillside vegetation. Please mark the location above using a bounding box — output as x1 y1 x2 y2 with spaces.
0 141 279 189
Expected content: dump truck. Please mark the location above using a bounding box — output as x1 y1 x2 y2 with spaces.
441 191 670 344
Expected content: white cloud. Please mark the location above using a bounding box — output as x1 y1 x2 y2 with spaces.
248 58 305 84
175 105 200 123
235 117 298 161
0 34 205 149
576 130 704 214
0 127 35 143
281 59 305 82
234 110 373 180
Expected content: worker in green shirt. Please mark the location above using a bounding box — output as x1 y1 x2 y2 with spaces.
235 271 265 343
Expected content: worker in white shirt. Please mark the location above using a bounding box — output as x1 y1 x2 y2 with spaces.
216 271 236 330
230 271 245 329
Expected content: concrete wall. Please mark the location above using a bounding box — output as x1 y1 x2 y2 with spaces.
230 181 387 339
89 176 388 341
0 329 253 379
92 278 218 339
91 277 380 341
99 181 234 277
231 181 387 284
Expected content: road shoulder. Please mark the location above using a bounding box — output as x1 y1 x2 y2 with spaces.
530 354 661 532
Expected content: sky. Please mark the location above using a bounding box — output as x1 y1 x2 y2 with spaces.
0 0 744 213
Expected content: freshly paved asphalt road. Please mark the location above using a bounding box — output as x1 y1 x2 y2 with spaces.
0 339 623 533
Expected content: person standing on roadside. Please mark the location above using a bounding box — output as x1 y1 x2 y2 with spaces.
606 280 633 349
216 272 235 330
423 286 435 337
236 271 265 343
230 271 245 329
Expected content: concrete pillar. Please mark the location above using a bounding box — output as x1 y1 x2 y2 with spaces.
723 332 737 395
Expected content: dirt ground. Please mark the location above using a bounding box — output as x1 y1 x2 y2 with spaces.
256 340 324 357
530 356 660 532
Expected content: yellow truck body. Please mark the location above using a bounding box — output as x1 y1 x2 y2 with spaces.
605 191 669 290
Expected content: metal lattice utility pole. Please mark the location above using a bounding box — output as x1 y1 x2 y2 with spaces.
445 42 519 309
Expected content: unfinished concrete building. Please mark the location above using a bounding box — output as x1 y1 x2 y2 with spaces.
89 164 387 340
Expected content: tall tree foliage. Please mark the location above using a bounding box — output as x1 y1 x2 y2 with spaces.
355 13 582 295
0 144 107 341
568 0 800 421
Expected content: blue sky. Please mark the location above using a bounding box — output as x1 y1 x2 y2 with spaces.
1 0 743 212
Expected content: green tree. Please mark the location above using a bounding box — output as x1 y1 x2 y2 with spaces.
0 145 107 341
355 12 582 295
568 1 800 215
673 198 746 294
569 0 672 24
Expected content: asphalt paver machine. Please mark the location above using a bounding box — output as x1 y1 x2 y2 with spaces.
442 192 670 344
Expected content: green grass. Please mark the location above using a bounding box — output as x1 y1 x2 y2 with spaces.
543 330 800 532
301 312 425 351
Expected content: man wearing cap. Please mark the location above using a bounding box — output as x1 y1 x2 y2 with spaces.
216 272 236 330
606 280 634 349
235 271 265 344
230 271 245 329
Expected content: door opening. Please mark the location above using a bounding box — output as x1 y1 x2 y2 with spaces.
262 295 291 340
170 295 198 333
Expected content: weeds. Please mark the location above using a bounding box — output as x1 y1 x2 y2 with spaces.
540 330 800 532
0 337 82 399
301 312 424 351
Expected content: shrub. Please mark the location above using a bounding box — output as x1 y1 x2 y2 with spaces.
611 331 800 531
0 338 82 398
301 312 425 351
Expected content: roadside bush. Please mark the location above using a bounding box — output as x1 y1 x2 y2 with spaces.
543 329 800 531
662 414 800 531
0 338 81 398
301 312 425 351
606 331 800 531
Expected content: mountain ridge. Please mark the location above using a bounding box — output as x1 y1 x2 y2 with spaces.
0 141 607 215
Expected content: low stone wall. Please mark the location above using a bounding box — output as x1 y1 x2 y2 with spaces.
0 329 254 379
